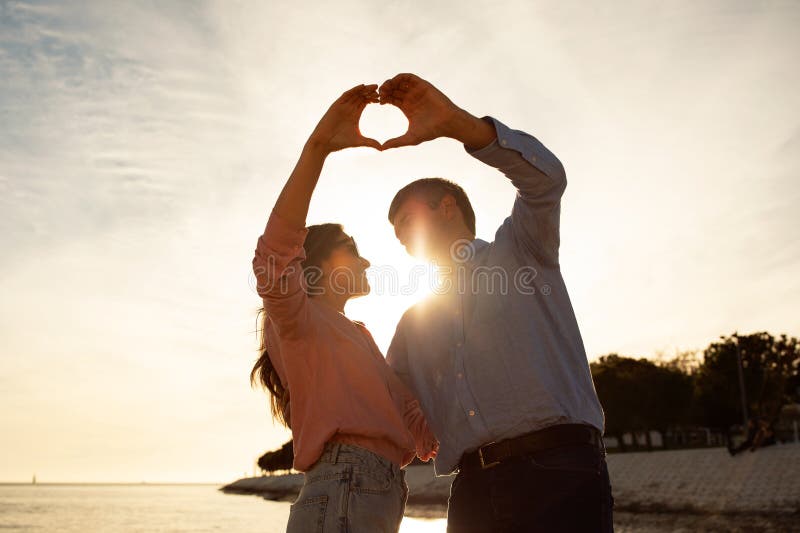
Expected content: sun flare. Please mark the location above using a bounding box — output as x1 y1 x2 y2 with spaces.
346 236 441 353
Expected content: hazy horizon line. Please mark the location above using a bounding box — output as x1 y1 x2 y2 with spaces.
0 481 228 486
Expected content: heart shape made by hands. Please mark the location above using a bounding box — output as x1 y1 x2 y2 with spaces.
358 103 409 145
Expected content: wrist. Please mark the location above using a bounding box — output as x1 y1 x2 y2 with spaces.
440 107 469 139
445 108 496 150
303 137 332 159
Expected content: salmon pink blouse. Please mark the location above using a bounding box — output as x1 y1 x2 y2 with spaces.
252 210 436 471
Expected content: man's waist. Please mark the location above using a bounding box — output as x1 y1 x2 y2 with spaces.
459 424 603 473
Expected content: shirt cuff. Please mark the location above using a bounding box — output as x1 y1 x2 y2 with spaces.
464 116 540 169
263 210 309 259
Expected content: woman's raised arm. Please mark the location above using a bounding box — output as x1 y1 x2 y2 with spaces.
273 84 381 227
252 85 380 330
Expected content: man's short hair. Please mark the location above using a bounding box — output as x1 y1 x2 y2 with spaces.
388 178 476 235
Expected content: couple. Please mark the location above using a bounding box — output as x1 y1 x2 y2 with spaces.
251 73 613 532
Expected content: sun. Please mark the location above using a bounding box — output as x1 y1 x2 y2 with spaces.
345 236 440 354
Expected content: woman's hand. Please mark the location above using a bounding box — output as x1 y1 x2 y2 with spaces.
307 84 382 155
417 436 439 462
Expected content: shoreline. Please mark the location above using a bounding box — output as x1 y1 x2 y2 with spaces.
221 445 800 517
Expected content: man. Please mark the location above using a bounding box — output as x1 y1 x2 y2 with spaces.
379 73 613 532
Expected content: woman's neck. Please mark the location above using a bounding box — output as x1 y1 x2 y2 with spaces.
314 292 348 314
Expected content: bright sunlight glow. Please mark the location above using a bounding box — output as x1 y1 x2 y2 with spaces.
359 103 410 144
399 516 447 533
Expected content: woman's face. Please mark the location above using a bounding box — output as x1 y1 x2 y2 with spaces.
320 232 371 298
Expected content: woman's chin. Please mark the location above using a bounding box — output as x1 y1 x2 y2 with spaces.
351 282 371 298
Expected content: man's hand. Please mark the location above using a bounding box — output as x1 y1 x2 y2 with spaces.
378 73 496 150
307 84 381 154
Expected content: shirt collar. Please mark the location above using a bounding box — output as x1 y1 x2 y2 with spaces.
465 238 490 265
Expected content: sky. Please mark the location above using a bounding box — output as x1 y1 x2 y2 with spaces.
1 0 798 483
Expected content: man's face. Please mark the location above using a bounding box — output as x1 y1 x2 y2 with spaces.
392 196 447 261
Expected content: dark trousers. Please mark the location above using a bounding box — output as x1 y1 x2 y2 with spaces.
447 443 614 533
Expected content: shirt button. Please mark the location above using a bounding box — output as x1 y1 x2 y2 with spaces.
500 139 508 146
468 410 476 417
456 342 463 347
457 372 464 379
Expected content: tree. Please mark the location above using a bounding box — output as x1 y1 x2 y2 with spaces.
693 332 800 429
591 354 693 450
257 440 294 474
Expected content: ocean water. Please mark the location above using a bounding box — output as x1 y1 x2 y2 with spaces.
4 484 791 532
0 484 446 532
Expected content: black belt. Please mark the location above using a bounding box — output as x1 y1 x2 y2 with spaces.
459 424 602 472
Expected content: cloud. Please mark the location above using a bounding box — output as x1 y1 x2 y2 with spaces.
0 0 798 482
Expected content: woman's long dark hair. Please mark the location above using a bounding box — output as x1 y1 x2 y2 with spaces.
250 223 344 427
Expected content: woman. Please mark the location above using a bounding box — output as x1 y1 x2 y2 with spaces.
250 83 438 533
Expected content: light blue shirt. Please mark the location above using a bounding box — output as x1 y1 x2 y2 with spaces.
387 117 605 475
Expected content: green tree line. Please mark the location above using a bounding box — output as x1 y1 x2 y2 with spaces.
592 331 800 450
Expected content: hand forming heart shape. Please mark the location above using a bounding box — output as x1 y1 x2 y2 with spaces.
308 74 475 155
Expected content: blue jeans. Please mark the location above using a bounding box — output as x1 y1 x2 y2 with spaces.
447 443 614 532
286 442 408 533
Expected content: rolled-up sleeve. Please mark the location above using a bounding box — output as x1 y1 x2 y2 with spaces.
466 116 567 266
252 210 310 337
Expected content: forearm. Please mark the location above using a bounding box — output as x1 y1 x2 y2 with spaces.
273 138 331 228
404 398 438 460
444 107 497 150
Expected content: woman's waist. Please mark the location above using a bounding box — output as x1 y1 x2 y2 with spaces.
290 416 416 470
321 435 406 471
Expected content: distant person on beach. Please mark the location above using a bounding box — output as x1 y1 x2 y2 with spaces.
729 418 758 456
730 417 777 456
250 83 437 533
380 73 614 532
751 418 777 451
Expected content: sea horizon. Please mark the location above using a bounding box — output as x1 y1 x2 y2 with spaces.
0 481 224 486
0 484 449 532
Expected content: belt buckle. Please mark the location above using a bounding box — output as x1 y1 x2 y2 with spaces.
478 444 500 469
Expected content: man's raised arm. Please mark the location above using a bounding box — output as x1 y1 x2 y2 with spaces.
379 72 565 265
